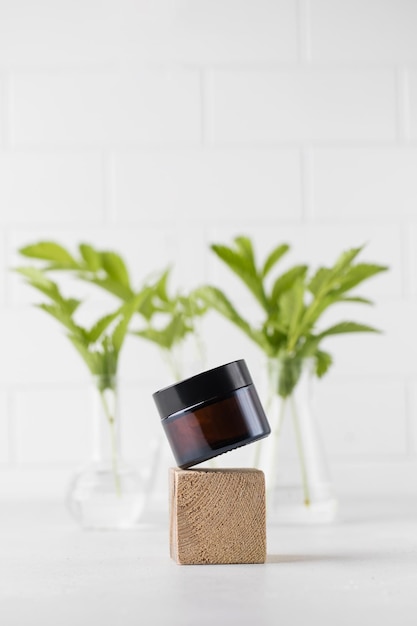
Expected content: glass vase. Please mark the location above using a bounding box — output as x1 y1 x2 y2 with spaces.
66 375 147 530
254 358 338 524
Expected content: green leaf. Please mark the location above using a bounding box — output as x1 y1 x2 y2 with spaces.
134 314 191 351
261 323 287 355
101 251 131 288
308 267 333 297
15 267 64 304
19 241 77 266
315 350 333 378
154 268 171 303
67 334 101 376
262 243 290 278
195 286 270 352
111 290 150 354
211 243 266 308
15 265 54 286
270 265 308 304
298 334 321 358
86 311 121 344
279 278 305 345
332 263 389 296
332 245 364 275
234 236 257 270
84 276 133 301
163 314 191 347
338 296 374 305
278 356 303 398
133 327 170 349
79 243 102 272
38 302 83 336
97 338 118 382
318 321 381 338
308 247 367 298
136 288 159 321
62 298 82 316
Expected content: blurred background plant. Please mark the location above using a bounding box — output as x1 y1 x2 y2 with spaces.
196 235 389 522
14 236 390 524
15 240 207 528
17 241 207 382
197 235 388 398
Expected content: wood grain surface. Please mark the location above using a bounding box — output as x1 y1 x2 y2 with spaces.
169 467 266 565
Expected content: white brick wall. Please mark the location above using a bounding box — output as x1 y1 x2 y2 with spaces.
0 0 416 500
11 71 202 146
0 152 104 223
210 69 397 143
111 149 302 222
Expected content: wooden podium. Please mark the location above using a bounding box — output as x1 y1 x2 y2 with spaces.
169 467 266 565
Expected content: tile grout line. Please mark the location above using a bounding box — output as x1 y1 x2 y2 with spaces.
6 390 18 467
297 0 312 64
0 71 11 149
404 381 414 457
200 68 213 147
300 146 314 221
2 226 9 306
396 67 411 143
400 222 412 299
102 151 113 225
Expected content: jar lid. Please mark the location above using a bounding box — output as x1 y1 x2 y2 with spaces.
152 359 253 420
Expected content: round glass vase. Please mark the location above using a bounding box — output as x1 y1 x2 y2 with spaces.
254 358 338 525
66 375 146 530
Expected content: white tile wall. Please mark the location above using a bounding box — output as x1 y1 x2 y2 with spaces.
312 148 417 219
0 152 104 223
0 389 9 464
14 386 91 464
0 0 416 499
0 77 4 146
310 0 417 63
316 379 408 457
210 69 397 143
0 231 5 305
111 148 302 222
0 0 298 66
407 70 417 140
409 224 417 297
11 71 202 147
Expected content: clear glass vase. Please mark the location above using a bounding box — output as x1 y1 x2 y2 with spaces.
254 358 338 524
66 375 147 530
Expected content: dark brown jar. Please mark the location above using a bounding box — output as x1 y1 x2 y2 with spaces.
152 359 271 469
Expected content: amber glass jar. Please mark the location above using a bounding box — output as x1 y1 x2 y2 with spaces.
152 359 271 469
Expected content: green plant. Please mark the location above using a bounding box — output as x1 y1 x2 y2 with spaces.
15 250 149 494
196 235 389 398
131 269 207 381
17 241 206 382
16 242 149 387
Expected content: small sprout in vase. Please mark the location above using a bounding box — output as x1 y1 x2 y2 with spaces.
195 235 389 510
15 244 150 494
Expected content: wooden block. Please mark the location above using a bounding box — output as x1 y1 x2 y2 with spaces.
169 467 266 565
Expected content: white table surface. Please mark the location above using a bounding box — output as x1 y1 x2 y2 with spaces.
1 496 417 626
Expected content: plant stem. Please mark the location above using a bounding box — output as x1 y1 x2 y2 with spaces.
253 359 281 470
266 396 287 493
289 394 310 506
99 388 122 497
162 349 182 382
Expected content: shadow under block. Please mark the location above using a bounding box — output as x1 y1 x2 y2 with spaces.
169 467 266 565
